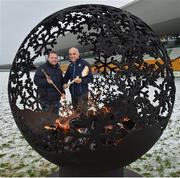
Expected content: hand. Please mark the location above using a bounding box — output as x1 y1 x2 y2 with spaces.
74 76 82 84
47 78 53 84
63 83 69 89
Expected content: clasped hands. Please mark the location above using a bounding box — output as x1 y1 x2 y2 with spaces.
63 76 82 89
73 76 82 84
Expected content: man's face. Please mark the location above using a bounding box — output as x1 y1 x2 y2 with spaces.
48 53 58 65
69 49 79 63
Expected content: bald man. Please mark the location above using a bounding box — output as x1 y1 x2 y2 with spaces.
63 47 93 113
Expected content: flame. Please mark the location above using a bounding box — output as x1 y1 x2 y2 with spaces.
44 125 56 131
55 119 70 134
123 116 130 122
44 110 80 134
44 102 134 135
88 108 97 116
105 125 113 130
102 105 111 113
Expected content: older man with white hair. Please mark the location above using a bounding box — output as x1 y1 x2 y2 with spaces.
63 47 93 113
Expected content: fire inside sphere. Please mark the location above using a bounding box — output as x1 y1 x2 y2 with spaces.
8 4 175 168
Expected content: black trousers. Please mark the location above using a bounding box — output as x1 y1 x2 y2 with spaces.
41 101 60 115
71 92 88 114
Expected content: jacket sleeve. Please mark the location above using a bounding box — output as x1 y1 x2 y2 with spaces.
81 64 93 85
63 65 71 84
34 67 49 87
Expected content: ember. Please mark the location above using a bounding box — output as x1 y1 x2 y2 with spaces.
44 109 80 133
8 4 175 175
44 100 136 140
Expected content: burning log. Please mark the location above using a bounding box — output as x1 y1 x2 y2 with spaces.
44 125 56 131
87 104 112 120
87 108 97 117
55 119 70 134
105 125 113 130
44 98 135 142
44 110 80 134
121 116 135 130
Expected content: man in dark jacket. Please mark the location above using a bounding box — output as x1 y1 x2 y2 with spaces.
63 47 93 113
34 51 65 115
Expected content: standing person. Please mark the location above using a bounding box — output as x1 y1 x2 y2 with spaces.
63 47 93 114
34 51 65 115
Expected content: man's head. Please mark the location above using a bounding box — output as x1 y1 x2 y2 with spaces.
48 51 58 65
69 47 80 63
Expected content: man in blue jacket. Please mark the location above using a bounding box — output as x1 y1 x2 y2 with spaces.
34 51 65 115
63 47 93 114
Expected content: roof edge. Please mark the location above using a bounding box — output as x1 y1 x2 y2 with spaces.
121 0 142 9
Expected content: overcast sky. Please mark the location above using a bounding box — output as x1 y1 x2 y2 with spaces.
0 0 134 65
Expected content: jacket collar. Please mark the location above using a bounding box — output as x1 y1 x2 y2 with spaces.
46 60 59 68
71 58 81 65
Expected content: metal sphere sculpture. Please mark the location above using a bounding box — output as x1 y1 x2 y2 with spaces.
8 4 175 169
